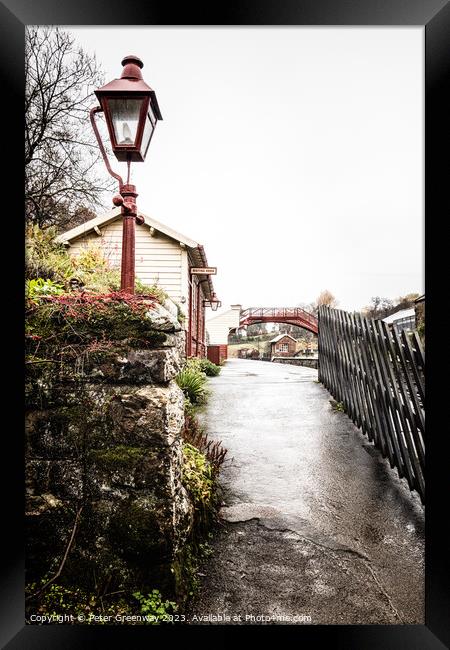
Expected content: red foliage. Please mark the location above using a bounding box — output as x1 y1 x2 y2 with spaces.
31 291 158 318
39 291 156 306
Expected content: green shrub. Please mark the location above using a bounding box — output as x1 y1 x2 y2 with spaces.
79 268 122 293
25 580 131 623
201 359 221 376
176 367 208 405
181 442 222 538
25 224 75 284
132 589 177 624
73 245 168 301
73 242 110 273
183 357 220 377
195 358 221 377
135 280 168 302
70 243 119 293
25 580 175 625
26 278 65 301
26 228 169 300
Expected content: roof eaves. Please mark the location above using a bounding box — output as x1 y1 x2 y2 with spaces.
55 208 200 250
55 208 121 243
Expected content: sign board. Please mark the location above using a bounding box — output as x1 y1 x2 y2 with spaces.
190 267 217 275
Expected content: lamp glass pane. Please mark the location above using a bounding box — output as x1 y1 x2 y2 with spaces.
108 98 143 146
141 107 156 157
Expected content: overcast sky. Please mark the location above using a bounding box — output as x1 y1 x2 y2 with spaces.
68 27 424 312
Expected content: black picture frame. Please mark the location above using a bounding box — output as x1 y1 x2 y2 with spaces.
2 0 449 647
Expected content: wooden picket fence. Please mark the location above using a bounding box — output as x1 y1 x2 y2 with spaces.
318 306 425 503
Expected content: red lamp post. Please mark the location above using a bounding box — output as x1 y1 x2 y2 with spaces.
90 55 162 294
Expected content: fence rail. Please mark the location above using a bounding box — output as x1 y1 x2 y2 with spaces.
318 306 425 503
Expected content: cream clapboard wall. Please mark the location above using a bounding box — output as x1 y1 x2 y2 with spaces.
67 220 187 310
206 306 242 345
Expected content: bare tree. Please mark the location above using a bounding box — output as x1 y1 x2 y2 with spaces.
317 290 338 309
362 296 382 318
25 27 114 230
308 290 338 315
362 296 397 319
393 293 420 312
362 293 419 319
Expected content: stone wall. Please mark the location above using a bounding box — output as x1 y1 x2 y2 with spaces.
25 302 193 600
272 357 319 369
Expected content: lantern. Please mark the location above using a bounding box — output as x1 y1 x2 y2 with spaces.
204 293 222 311
94 55 162 162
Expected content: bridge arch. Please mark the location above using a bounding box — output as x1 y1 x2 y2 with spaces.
234 307 319 336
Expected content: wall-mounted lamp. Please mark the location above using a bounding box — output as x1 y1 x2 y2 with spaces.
203 293 222 311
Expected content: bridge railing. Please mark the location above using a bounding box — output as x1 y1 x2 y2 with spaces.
240 307 318 326
318 305 425 503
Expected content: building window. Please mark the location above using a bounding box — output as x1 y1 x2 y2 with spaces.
278 343 289 353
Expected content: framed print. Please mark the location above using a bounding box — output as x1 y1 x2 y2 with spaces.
1 0 449 647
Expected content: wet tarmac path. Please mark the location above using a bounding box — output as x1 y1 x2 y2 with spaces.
186 359 424 625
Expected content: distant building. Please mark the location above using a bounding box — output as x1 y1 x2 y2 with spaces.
269 334 297 358
382 307 416 332
206 305 242 345
205 304 242 365
56 208 217 358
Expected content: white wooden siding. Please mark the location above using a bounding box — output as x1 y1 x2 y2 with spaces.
206 306 241 345
180 248 189 322
67 220 185 308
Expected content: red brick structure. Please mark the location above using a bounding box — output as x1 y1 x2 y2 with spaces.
269 334 297 358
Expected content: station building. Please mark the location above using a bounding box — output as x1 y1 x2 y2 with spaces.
56 208 217 357
269 333 297 359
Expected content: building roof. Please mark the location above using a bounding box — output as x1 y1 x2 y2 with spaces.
269 333 297 344
414 294 425 303
55 207 200 248
382 308 415 324
55 207 215 299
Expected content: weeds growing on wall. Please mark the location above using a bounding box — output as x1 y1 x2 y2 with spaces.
26 292 164 344
177 357 226 473
176 438 224 602
25 293 167 406
175 356 228 603
182 414 227 475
